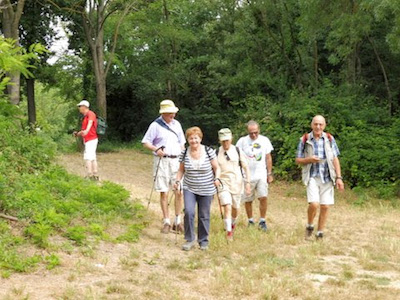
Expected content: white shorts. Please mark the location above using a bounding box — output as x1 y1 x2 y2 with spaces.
217 186 241 209
307 177 334 205
153 156 180 193
243 179 268 202
84 139 98 161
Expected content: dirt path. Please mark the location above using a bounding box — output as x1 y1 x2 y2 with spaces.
0 150 399 300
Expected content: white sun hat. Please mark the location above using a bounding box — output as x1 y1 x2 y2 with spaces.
218 128 233 141
159 99 179 114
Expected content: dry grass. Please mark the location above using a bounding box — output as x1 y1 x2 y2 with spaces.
0 149 398 299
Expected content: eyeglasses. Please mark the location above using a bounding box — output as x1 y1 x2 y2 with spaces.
249 131 259 136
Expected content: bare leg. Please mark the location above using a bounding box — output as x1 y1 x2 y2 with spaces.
259 197 267 219
174 190 183 216
160 192 169 220
85 160 93 177
318 205 329 231
232 207 239 220
92 160 98 176
245 202 253 219
307 202 319 225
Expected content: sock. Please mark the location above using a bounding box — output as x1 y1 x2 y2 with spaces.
248 218 254 223
232 218 237 225
259 218 266 223
224 219 232 232
175 215 181 225
163 218 171 225
307 224 314 229
317 230 323 235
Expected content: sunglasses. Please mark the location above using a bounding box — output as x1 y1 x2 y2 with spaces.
224 152 232 161
249 131 259 135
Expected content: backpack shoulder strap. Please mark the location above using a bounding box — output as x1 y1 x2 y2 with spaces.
326 132 333 142
235 146 243 170
154 118 179 139
302 133 309 144
205 146 213 160
182 148 188 161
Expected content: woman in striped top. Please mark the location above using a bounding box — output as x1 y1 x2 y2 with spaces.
174 127 219 251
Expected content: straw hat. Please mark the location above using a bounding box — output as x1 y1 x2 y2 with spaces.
218 128 233 141
159 99 179 114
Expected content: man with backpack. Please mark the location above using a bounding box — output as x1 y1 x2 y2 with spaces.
236 120 274 231
142 100 186 234
295 115 344 241
74 100 99 181
215 128 251 241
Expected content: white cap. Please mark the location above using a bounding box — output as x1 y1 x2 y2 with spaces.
77 100 90 107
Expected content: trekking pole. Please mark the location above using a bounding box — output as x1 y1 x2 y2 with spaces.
215 179 228 244
147 146 165 210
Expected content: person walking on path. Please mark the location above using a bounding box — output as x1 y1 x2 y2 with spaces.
142 100 186 234
74 100 99 180
215 128 251 241
295 115 344 241
236 120 274 231
174 127 219 251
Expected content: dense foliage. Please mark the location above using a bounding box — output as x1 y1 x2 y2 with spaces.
98 0 399 195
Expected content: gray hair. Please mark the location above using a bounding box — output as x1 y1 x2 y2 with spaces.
246 120 259 128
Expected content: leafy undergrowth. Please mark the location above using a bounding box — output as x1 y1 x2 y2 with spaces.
0 101 146 276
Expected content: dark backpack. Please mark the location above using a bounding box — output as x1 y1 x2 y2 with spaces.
97 116 107 135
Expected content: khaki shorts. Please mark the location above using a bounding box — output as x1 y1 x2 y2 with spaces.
243 179 268 202
217 186 241 209
153 156 180 193
307 177 334 205
84 139 98 161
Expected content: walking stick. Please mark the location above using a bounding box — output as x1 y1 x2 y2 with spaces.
215 179 228 244
147 146 165 210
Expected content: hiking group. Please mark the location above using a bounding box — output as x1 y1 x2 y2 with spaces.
73 99 344 250
140 100 345 251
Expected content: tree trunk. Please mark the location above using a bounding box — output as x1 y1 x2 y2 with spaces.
26 78 36 127
313 39 319 84
1 0 25 105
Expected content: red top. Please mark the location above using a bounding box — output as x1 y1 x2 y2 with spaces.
81 110 98 143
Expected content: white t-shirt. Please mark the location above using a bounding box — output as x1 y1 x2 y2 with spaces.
236 135 273 181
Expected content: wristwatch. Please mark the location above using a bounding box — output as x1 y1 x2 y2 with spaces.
336 177 343 181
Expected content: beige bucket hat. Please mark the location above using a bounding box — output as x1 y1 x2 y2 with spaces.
218 128 233 141
159 99 179 114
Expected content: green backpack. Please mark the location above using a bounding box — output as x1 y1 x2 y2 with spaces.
97 117 107 135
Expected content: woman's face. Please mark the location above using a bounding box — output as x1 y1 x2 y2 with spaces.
188 134 202 148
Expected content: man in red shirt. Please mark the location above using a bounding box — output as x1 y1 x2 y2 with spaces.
74 100 99 180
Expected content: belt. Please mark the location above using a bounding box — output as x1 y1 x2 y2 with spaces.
164 155 178 159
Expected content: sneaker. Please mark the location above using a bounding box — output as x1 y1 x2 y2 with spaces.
232 223 236 232
305 225 314 241
161 223 171 234
182 241 196 251
172 223 184 234
248 220 256 227
258 220 268 232
316 232 324 241
200 243 209 251
227 231 234 242
91 175 100 181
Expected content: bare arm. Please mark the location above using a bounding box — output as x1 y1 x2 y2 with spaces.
295 156 320 165
333 157 344 190
78 120 93 137
266 153 274 183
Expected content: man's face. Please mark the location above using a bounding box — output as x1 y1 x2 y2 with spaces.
311 116 326 136
162 113 176 124
78 105 88 114
248 124 260 140
221 139 232 150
